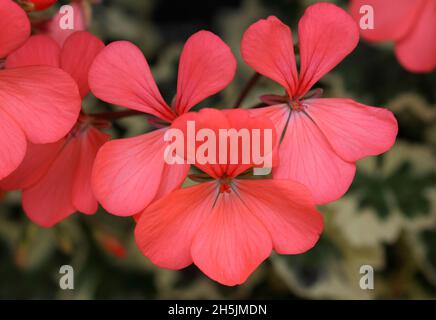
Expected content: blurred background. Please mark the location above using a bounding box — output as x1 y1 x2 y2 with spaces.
0 0 435 299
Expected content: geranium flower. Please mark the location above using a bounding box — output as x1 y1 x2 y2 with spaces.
134 108 323 286
241 3 398 204
0 32 108 227
350 0 436 73
0 0 81 180
89 31 236 216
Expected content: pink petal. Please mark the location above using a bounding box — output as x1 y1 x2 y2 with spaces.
22 138 81 227
61 31 105 97
136 178 322 286
171 108 277 179
48 2 86 46
395 0 436 73
0 0 30 58
297 3 359 97
170 108 229 178
5 35 60 69
306 98 398 162
135 182 217 270
153 162 190 200
0 110 27 180
0 140 63 189
191 187 272 286
349 0 426 42
241 16 298 97
175 31 236 114
274 106 356 204
92 129 185 216
224 108 278 177
236 179 323 254
249 103 289 145
88 41 176 122
72 128 110 214
0 66 81 144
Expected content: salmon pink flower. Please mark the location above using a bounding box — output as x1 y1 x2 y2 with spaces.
241 3 398 204
350 0 436 73
0 32 108 227
89 31 236 216
0 0 81 180
134 108 323 286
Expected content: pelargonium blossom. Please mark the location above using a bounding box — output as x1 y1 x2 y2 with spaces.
350 0 436 73
135 108 323 286
0 0 81 180
89 30 236 216
0 32 107 227
241 3 398 204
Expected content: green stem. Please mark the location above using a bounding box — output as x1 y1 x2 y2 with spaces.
233 73 261 108
89 110 145 121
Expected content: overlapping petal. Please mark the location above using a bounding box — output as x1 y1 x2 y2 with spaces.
191 188 272 286
236 179 323 254
274 108 356 204
0 67 81 144
1 127 110 225
73 128 110 214
92 129 187 216
22 138 81 227
171 108 277 179
0 110 27 180
6 35 60 69
135 182 217 270
135 180 272 286
170 108 229 179
6 31 104 98
61 31 105 97
153 162 190 200
135 177 323 286
0 140 63 189
395 0 436 73
349 0 426 42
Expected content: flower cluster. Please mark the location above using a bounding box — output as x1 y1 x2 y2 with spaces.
0 1 398 286
350 0 435 73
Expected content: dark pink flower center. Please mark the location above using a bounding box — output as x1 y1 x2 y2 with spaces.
219 176 233 194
